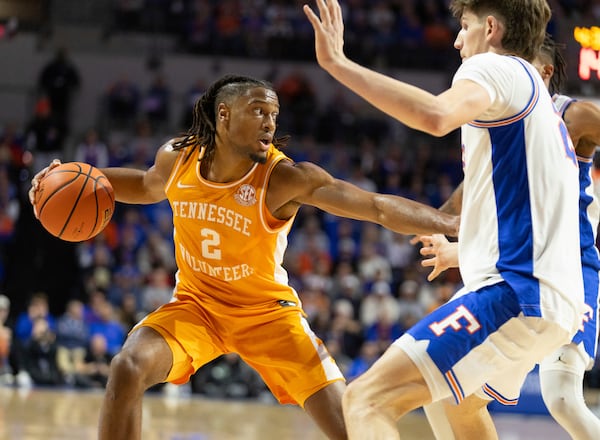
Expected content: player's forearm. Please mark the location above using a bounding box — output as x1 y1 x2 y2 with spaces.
100 167 165 204
376 195 459 237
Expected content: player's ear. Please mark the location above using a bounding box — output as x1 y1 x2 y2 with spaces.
540 64 554 81
485 15 504 45
217 103 229 122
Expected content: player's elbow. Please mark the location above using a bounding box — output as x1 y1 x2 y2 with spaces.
421 113 455 137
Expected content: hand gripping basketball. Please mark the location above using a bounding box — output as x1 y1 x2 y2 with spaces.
31 161 115 242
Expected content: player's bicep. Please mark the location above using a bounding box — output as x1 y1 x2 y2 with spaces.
142 165 168 201
142 142 180 202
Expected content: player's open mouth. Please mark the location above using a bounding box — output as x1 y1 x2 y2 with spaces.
259 139 271 150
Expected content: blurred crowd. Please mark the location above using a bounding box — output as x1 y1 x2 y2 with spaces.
100 0 600 68
1 0 600 399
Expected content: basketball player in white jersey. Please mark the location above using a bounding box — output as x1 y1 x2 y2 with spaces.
418 34 600 440
305 0 585 438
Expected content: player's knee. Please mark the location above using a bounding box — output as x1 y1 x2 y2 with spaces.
343 377 405 421
109 350 155 390
342 379 373 417
542 389 577 420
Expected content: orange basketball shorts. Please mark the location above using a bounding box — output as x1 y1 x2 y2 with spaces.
134 293 345 406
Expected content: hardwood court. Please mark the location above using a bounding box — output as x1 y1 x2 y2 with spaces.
0 386 589 439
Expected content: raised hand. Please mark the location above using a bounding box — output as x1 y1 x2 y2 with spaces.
303 0 347 70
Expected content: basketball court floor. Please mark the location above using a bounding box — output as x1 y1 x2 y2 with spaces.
2 386 594 439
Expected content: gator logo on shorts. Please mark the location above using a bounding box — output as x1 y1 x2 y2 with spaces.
234 184 257 206
278 300 297 307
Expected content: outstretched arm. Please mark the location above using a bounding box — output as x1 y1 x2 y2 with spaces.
303 0 491 136
269 160 459 237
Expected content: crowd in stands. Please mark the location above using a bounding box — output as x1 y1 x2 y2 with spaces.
0 0 600 400
102 0 600 68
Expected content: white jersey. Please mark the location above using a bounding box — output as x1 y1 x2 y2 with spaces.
452 53 584 333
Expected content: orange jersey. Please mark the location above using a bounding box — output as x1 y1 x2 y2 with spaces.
165 145 300 310
138 144 345 405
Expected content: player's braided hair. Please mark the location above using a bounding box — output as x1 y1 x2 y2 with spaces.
172 74 289 161
539 34 567 95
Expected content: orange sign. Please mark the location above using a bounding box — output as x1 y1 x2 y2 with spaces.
574 26 600 80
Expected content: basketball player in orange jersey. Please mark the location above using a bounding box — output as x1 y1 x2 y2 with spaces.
29 74 459 440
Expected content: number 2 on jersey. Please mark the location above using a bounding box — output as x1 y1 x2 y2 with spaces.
201 228 222 260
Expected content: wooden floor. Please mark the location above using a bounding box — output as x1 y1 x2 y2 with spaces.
0 386 595 439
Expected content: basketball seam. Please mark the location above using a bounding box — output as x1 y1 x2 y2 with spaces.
58 164 94 238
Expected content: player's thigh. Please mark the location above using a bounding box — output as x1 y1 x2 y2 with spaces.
132 297 225 385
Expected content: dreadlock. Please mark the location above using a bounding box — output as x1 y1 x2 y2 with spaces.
172 74 290 162
539 34 567 95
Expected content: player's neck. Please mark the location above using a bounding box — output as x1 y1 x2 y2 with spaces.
201 150 255 183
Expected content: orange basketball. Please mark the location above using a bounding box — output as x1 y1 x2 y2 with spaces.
34 162 115 242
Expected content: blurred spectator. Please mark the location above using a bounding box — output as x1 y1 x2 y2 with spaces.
426 281 457 314
396 280 426 326
240 3 267 57
140 265 174 315
124 119 160 170
21 317 63 386
117 292 140 331
357 242 392 285
88 300 126 356
73 127 109 169
275 70 317 135
14 292 57 343
37 46 80 127
179 78 206 129
183 1 215 54
83 288 109 326
213 0 244 56
382 231 418 288
359 280 400 328
346 340 380 382
136 230 176 276
23 96 67 173
104 75 140 131
264 2 294 58
142 75 170 131
328 298 363 359
299 287 331 337
331 261 362 315
75 333 112 389
364 307 404 354
0 294 13 385
0 167 19 252
0 123 26 180
56 299 89 385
